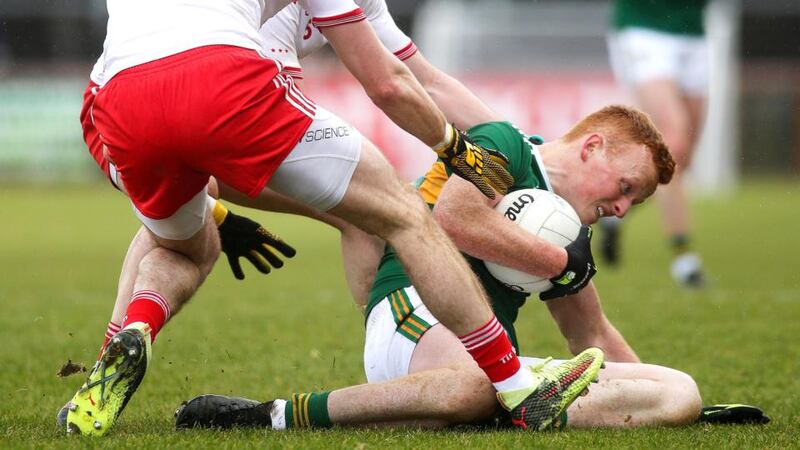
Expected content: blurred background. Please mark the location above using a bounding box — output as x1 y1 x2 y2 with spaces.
0 0 798 187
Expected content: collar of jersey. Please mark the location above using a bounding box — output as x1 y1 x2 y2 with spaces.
506 122 553 192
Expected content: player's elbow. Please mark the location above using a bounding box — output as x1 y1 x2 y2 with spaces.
365 70 412 111
366 81 403 111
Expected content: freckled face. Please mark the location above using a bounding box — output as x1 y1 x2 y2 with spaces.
562 143 658 224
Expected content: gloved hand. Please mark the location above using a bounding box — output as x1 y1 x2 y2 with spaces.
433 124 513 199
217 209 296 280
540 225 597 300
699 404 770 425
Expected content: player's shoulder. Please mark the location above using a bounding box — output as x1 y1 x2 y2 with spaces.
265 1 303 29
468 120 521 136
468 121 530 149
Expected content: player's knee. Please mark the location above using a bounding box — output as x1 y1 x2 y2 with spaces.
660 370 702 425
151 217 220 278
378 184 434 239
196 224 221 277
675 372 702 424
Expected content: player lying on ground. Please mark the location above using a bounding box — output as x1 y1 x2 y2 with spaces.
176 105 706 429
62 0 598 436
178 103 768 429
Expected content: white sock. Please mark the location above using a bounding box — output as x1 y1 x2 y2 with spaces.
270 399 287 430
493 366 536 393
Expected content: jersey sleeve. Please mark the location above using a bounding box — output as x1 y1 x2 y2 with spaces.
300 0 366 28
360 0 417 60
467 122 534 188
261 4 303 76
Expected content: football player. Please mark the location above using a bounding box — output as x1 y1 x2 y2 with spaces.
176 101 695 430
61 0 597 437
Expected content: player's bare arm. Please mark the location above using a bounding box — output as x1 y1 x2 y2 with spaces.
320 20 445 146
320 19 512 199
403 51 502 131
433 174 568 279
545 283 640 363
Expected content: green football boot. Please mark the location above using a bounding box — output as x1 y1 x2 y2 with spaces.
65 322 151 436
497 347 604 431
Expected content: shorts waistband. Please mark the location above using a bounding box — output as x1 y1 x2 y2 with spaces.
111 45 265 80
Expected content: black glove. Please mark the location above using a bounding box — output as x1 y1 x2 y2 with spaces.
217 209 296 280
699 404 770 425
433 124 514 199
540 225 597 301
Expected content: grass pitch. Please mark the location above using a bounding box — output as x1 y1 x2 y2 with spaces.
1 179 798 449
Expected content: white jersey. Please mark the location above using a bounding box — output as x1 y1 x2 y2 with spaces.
91 0 361 86
262 0 417 79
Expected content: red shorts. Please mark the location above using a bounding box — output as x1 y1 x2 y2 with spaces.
81 81 113 185
87 45 315 219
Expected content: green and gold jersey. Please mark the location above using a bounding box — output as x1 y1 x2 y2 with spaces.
366 121 552 352
611 0 708 36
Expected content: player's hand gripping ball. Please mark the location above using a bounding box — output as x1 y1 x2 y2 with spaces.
485 189 596 298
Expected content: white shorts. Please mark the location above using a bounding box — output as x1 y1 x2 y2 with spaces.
364 286 439 383
134 186 211 240
607 27 708 97
363 286 559 383
133 106 362 239
267 106 362 211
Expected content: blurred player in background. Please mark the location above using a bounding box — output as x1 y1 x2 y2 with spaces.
604 0 710 287
176 104 697 430
62 0 599 437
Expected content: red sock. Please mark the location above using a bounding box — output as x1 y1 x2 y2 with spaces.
97 321 122 359
122 290 171 343
459 317 520 383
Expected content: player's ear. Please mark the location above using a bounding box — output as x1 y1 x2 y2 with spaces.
580 134 603 161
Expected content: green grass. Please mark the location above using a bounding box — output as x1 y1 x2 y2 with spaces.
1 179 798 449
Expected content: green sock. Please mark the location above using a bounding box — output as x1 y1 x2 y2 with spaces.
285 392 332 428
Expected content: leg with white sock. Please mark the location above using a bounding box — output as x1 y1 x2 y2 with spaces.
323 140 529 394
259 112 529 397
177 327 696 430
